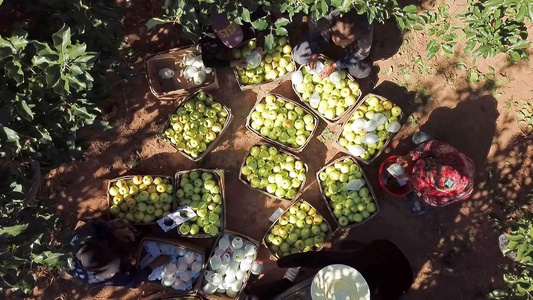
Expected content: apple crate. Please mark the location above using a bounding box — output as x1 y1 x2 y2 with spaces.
245 94 319 153
135 237 206 295
316 156 379 229
232 38 296 91
145 46 219 101
174 169 227 239
107 175 175 226
261 199 333 261
238 142 308 202
291 55 362 124
334 93 404 164
198 230 260 300
164 90 233 162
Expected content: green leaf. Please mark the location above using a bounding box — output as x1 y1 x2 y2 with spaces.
0 224 29 237
146 18 170 30
5 60 24 85
265 33 275 51
0 125 19 143
275 18 290 28
15 100 34 121
251 18 268 31
275 27 288 36
457 63 467 70
241 7 251 23
52 24 71 54
442 43 454 54
509 51 521 63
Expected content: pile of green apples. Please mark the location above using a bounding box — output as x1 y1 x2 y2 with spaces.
241 145 306 200
318 158 377 227
292 62 360 121
249 94 316 149
265 202 329 258
109 176 173 224
165 91 229 159
176 171 223 236
338 95 402 161
233 37 295 85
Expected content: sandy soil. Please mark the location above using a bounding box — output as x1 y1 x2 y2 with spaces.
32 0 533 299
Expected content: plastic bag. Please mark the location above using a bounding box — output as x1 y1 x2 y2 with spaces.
309 92 321 108
329 71 341 84
245 51 261 68
291 70 303 85
371 113 387 125
193 70 206 85
184 66 197 80
346 179 365 191
362 133 379 144
158 68 174 79
183 53 196 66
386 121 401 133
311 61 325 74
363 120 379 132
350 118 366 131
347 145 365 157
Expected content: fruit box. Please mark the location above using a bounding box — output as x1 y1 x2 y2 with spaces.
145 46 219 101
316 156 379 229
198 230 260 300
174 169 227 239
164 90 234 162
261 199 333 261
238 142 309 202
107 175 175 226
334 93 404 165
135 237 206 295
232 38 296 91
245 94 319 153
291 55 362 124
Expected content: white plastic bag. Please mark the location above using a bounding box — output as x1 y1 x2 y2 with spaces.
363 120 379 132
346 179 365 191
347 145 365 157
350 118 366 131
193 70 206 85
386 121 401 133
371 113 387 125
291 70 303 85
329 71 341 84
309 92 321 108
362 133 379 144
245 51 261 68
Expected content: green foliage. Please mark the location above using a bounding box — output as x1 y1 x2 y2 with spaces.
489 218 533 299
458 0 530 63
398 4 459 60
0 25 102 166
0 167 72 295
148 0 403 50
504 219 533 266
0 0 122 295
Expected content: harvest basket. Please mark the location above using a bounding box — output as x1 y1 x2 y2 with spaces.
245 94 319 153
316 156 379 229
174 169 227 239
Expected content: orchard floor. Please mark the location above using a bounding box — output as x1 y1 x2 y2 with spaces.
33 0 533 299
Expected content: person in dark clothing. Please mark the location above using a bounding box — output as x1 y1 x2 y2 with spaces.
293 9 374 79
201 10 266 69
67 220 169 287
247 239 413 300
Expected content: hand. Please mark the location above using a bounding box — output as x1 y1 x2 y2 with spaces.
319 63 336 78
396 156 413 169
230 60 247 68
149 255 171 270
255 47 265 57
112 228 135 243
309 54 319 70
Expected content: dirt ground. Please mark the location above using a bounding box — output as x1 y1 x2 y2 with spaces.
34 0 533 299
